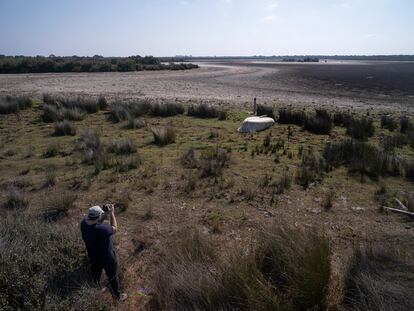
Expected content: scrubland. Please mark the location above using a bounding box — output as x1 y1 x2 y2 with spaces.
1 94 414 310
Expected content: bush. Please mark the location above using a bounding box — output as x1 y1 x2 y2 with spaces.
381 115 398 131
0 212 102 310
150 102 184 117
278 108 306 125
188 103 219 118
199 147 229 178
344 246 414 310
346 116 375 140
53 120 76 136
151 126 176 146
107 138 136 155
323 139 404 180
257 104 275 119
2 188 29 209
0 96 32 114
303 109 333 134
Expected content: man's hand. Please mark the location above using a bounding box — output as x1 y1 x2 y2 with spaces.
109 207 118 234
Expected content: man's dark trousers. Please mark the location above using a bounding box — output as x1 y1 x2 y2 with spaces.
91 254 120 299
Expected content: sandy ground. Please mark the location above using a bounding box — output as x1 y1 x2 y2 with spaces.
0 61 413 113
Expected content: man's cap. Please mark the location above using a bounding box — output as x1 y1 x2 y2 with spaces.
88 205 104 219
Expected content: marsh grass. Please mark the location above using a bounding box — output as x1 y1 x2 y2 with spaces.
0 96 32 114
323 139 404 180
107 138 136 155
152 225 331 310
346 116 375 140
256 104 275 119
2 188 29 209
278 108 306 126
303 109 333 134
151 126 176 145
344 246 414 311
42 191 77 222
53 120 77 136
188 103 219 118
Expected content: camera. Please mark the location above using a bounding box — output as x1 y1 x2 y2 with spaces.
102 204 114 212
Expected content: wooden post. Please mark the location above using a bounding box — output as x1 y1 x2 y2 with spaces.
253 97 257 115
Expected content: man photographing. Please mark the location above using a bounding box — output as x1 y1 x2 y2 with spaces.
81 204 127 301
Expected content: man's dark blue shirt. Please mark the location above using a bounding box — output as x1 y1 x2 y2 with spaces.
81 218 115 263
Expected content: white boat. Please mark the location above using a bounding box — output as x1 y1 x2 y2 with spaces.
238 116 275 133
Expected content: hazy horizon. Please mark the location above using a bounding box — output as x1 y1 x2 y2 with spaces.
1 0 413 57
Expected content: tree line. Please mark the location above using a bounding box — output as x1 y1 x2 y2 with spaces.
0 55 198 74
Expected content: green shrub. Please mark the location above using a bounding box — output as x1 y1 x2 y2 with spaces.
380 115 398 131
323 139 404 180
150 102 184 117
188 104 219 118
53 120 76 136
380 133 407 152
406 159 414 182
151 126 176 146
257 104 275 119
333 110 352 127
278 108 306 125
303 109 333 134
346 116 375 140
400 116 413 134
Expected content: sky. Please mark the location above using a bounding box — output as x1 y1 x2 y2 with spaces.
0 0 413 57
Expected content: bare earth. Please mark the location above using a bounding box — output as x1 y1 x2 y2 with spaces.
1 60 413 113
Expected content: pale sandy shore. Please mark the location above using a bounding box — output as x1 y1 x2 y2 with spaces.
0 61 413 113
